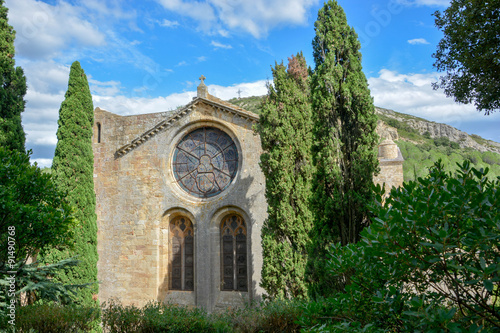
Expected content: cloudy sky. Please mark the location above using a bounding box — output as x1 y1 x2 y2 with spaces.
5 0 500 167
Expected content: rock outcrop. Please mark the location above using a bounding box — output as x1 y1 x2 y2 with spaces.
376 119 399 141
375 107 500 154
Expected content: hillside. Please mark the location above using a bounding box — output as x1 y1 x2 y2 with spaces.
227 95 500 181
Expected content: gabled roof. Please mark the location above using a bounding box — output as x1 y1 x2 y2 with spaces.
114 95 259 158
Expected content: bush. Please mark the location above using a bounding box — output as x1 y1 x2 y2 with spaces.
102 298 302 333
15 303 99 333
102 300 229 333
224 299 303 333
299 161 500 331
101 299 142 333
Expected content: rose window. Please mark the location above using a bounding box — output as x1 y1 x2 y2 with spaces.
173 127 238 198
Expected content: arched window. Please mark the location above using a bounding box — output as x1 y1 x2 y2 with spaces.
221 215 247 291
169 217 194 291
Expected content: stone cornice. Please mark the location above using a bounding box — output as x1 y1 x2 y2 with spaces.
197 97 259 123
114 97 259 158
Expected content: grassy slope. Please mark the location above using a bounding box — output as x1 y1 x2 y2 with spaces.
228 95 500 182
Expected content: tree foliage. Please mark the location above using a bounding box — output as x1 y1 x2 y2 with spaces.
307 0 379 297
0 0 27 152
0 148 81 322
46 61 98 307
0 148 75 270
432 0 500 114
257 52 314 299
300 161 500 331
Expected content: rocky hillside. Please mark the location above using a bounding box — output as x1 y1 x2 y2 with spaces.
375 107 500 154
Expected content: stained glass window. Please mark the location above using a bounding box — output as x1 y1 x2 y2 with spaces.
173 127 238 198
169 217 194 291
221 215 247 292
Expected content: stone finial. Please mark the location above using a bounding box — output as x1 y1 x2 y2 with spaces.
378 138 399 160
197 75 208 98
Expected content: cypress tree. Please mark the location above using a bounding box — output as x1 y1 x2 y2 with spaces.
47 61 98 306
307 0 379 297
0 0 27 152
257 52 314 299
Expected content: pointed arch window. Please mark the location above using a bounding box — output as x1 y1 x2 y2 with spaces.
221 215 248 291
169 217 194 291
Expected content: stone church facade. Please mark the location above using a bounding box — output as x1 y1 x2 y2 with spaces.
93 78 403 312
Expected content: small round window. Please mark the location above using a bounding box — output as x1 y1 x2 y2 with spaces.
173 127 238 198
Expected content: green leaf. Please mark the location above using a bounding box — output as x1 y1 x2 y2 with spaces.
483 280 493 292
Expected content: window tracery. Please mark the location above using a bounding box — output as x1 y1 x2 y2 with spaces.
173 127 238 198
221 215 247 291
169 217 194 291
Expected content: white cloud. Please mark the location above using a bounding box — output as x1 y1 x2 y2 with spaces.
88 78 122 96
155 0 319 38
211 41 232 49
368 69 484 124
159 19 180 28
156 0 216 31
32 158 53 168
408 38 429 45
82 0 137 21
6 0 106 60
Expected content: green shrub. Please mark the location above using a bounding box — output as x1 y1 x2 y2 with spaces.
102 299 302 333
101 299 142 333
15 303 99 333
299 161 500 331
224 299 302 333
102 300 229 333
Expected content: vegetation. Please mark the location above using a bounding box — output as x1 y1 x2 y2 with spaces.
257 52 314 299
0 149 75 270
307 0 379 297
227 95 264 114
46 61 99 307
101 299 302 333
0 148 86 329
432 0 500 114
300 161 500 331
0 0 27 152
15 303 99 333
399 140 500 182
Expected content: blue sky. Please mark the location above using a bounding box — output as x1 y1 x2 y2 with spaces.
5 0 500 167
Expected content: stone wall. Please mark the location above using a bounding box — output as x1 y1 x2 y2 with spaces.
93 99 266 312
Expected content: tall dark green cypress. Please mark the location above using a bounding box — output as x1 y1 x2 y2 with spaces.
48 61 98 306
0 0 26 152
257 53 314 299
307 1 379 297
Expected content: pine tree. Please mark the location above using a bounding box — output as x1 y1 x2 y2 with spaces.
47 61 98 306
257 52 314 299
307 0 379 297
0 0 27 152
